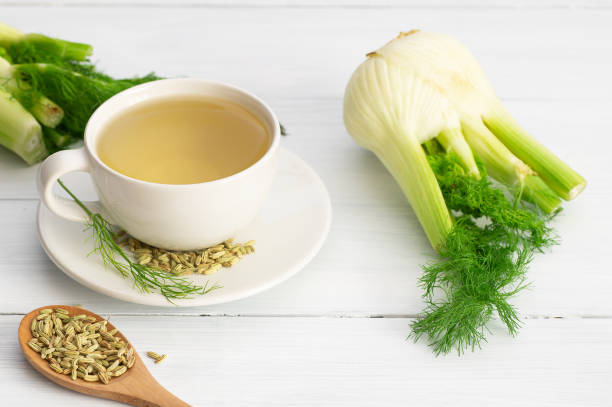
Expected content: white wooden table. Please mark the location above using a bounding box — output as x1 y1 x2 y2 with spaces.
1 1 611 406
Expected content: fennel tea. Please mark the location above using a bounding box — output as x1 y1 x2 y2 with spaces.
97 97 270 184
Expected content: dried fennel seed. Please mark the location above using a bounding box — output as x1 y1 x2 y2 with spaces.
27 308 135 384
146 351 167 364
113 233 255 277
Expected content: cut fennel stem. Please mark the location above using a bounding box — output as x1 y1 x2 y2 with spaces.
483 108 586 201
460 116 562 213
0 87 47 164
437 127 479 178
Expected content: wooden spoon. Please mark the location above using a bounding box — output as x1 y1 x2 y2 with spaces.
18 305 190 407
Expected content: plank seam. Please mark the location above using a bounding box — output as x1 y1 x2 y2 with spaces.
1 312 611 318
1 2 612 10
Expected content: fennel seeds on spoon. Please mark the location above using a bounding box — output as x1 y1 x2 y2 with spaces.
113 233 255 277
27 308 134 384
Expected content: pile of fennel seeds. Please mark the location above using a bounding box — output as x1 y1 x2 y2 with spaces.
114 233 255 277
27 308 134 384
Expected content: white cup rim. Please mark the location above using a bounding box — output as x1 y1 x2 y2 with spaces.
84 78 281 188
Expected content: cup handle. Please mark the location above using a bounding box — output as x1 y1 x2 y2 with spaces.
37 148 114 224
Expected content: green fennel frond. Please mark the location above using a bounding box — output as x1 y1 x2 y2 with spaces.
57 179 221 303
0 38 159 154
16 63 159 142
410 152 557 355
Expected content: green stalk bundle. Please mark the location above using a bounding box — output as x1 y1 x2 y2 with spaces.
0 22 159 163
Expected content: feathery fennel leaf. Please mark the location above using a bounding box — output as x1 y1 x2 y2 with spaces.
410 152 556 355
57 180 221 303
16 63 158 147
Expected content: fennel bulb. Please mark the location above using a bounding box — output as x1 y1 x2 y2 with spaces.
343 30 585 355
344 30 585 249
372 30 586 201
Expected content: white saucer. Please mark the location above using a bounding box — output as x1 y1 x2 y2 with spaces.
37 147 332 307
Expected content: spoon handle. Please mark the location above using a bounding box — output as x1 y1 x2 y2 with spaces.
111 363 191 407
120 386 191 407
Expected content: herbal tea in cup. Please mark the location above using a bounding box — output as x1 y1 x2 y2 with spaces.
37 79 280 250
97 97 271 185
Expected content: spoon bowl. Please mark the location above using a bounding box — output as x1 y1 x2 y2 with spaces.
18 305 190 406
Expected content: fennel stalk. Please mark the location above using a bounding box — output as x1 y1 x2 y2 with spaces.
0 86 47 164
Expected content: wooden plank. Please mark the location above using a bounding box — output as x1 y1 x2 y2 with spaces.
0 99 607 201
2 315 611 406
1 0 611 9
0 164 607 316
0 6 609 103
0 4 610 184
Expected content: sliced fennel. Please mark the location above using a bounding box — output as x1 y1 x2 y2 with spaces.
0 87 46 164
0 22 158 163
0 56 64 128
343 31 585 354
0 22 92 62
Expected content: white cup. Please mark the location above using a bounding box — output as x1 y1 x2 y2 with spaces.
37 78 280 250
